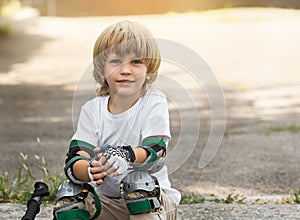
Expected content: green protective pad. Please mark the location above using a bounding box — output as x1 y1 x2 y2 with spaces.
55 209 90 220
70 140 95 150
69 140 95 157
142 137 166 148
64 155 89 173
126 199 153 215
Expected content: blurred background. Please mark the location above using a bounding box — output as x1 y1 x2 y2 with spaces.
8 0 300 16
1 0 300 203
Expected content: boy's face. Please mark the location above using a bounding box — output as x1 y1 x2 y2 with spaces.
104 53 147 98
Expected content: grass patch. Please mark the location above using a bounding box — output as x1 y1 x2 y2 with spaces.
180 193 205 204
208 190 246 204
282 187 300 204
0 138 66 204
267 125 300 134
0 22 11 35
291 188 300 204
223 190 246 204
180 190 246 204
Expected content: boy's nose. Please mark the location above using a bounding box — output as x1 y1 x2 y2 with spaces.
120 62 132 74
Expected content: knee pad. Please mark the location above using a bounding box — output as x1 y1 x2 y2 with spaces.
120 171 161 215
53 180 101 220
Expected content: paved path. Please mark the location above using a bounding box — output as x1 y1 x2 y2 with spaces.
1 8 300 219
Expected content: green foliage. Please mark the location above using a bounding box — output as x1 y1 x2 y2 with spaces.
180 192 205 204
0 138 66 203
0 23 11 35
0 0 23 17
267 125 300 134
292 188 300 204
0 0 25 36
223 190 246 204
180 190 246 204
208 191 246 204
283 187 300 204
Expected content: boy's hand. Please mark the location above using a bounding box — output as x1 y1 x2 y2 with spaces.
88 157 107 185
93 145 135 177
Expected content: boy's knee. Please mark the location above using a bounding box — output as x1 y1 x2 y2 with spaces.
53 180 101 220
120 170 161 215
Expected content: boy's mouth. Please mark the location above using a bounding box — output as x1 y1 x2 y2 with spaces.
116 80 134 83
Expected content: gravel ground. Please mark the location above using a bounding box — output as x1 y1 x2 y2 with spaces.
2 203 300 220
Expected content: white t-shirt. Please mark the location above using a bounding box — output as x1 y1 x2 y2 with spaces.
72 88 181 205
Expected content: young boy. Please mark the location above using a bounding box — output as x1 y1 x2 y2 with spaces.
54 20 180 220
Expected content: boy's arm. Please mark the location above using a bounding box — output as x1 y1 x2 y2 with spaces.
132 148 148 163
133 147 148 163
64 140 106 185
129 135 167 172
133 135 166 163
72 153 90 181
91 135 167 176
72 151 107 185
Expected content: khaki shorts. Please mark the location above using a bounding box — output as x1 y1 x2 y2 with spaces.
95 190 177 220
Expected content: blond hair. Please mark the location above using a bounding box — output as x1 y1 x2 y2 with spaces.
93 20 161 96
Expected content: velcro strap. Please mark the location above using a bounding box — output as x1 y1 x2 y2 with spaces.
126 198 161 215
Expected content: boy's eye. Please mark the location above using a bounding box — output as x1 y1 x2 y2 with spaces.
131 59 142 64
109 59 121 64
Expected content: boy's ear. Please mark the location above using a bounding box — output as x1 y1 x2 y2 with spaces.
147 72 158 82
146 72 154 79
100 74 106 82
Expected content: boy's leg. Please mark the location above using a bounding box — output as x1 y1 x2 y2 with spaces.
129 191 177 220
96 195 130 220
53 180 101 220
160 190 177 220
130 208 166 220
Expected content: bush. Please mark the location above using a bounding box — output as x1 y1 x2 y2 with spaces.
0 138 66 204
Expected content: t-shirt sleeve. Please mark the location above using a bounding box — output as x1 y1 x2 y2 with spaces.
72 100 98 147
141 90 171 142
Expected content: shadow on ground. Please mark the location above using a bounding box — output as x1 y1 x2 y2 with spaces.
169 85 300 197
0 83 74 176
0 32 53 73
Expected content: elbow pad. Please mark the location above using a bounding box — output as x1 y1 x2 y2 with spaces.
64 140 95 184
131 137 167 172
